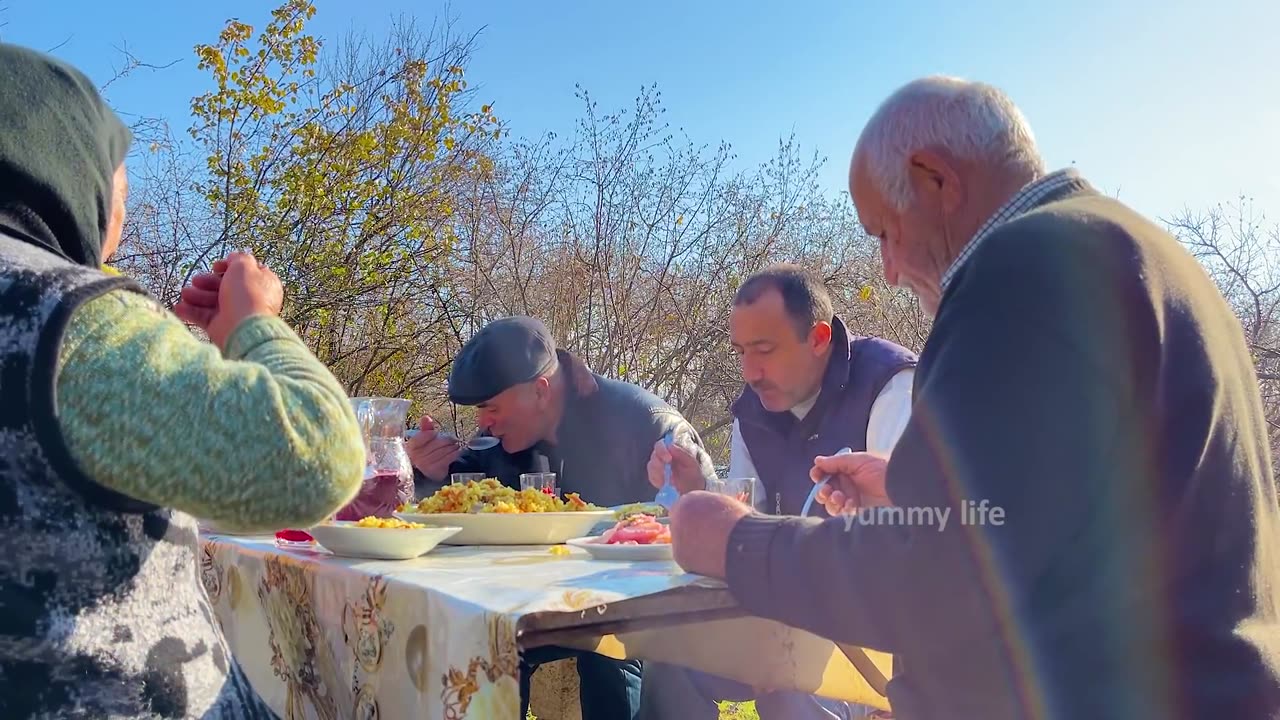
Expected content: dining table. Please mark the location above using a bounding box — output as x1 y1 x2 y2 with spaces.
199 531 894 719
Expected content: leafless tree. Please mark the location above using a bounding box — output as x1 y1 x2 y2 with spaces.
1166 197 1280 475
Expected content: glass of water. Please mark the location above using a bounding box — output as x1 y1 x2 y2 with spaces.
451 472 486 485
520 472 557 495
709 477 760 509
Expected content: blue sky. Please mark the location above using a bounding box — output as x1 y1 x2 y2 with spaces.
6 0 1276 223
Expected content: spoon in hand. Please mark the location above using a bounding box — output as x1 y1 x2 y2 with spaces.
800 446 853 518
403 429 499 450
463 435 500 450
655 431 679 511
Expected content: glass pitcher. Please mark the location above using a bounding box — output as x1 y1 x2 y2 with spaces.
335 396 415 521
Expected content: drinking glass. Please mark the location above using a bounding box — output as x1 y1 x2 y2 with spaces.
709 477 760 509
520 472 557 495
451 473 486 485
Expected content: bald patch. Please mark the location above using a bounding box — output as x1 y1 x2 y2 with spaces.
847 148 863 191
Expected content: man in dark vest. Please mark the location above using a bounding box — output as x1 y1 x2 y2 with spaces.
668 76 1280 719
407 315 716 720
638 264 917 719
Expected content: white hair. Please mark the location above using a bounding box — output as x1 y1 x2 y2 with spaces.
855 76 1045 210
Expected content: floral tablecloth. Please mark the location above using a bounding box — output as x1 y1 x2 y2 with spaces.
199 533 892 719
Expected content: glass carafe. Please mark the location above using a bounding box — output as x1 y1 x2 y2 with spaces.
335 396 415 521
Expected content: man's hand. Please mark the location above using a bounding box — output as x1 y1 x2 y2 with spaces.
406 415 463 482
647 438 708 495
669 491 753 579
810 452 893 515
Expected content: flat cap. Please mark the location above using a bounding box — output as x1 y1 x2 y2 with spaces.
447 316 559 405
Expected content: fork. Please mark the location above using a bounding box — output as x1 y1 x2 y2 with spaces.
655 431 679 511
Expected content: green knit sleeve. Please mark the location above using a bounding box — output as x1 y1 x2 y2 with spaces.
54 288 366 532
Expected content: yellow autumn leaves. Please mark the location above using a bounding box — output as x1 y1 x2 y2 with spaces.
184 0 502 398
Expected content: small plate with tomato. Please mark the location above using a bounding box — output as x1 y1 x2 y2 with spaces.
565 513 673 561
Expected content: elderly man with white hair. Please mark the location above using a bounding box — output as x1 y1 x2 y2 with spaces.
666 76 1280 719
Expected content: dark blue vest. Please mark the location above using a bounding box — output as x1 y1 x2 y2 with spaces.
732 317 917 517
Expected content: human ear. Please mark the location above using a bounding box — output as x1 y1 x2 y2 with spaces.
533 377 552 406
907 150 963 213
809 321 833 353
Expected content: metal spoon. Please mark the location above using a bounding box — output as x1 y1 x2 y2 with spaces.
402 429 499 450
464 435 500 450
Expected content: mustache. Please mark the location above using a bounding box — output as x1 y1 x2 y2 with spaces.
750 381 777 394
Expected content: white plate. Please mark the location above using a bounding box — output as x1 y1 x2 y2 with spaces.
308 521 461 560
393 510 615 545
565 535 674 561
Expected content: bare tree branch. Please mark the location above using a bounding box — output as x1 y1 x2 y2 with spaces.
46 35 73 54
100 43 181 93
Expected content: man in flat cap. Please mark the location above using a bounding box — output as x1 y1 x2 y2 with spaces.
407 315 716 720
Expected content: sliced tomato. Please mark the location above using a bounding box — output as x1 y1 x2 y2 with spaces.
275 529 314 543
606 517 667 545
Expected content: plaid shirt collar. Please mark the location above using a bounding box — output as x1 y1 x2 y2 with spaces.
939 168 1081 291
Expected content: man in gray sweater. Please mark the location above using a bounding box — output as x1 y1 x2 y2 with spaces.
670 76 1280 719
407 316 717 720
